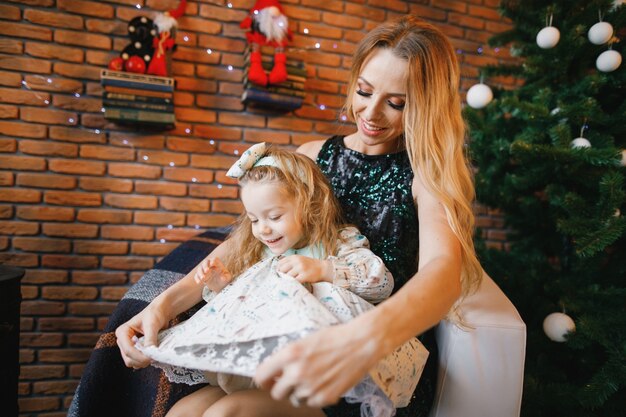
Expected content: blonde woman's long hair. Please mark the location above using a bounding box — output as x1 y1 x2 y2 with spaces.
222 148 345 278
344 16 482 298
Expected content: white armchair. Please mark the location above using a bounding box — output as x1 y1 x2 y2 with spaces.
429 271 526 417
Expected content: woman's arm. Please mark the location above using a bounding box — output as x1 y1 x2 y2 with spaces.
255 174 462 407
115 239 233 368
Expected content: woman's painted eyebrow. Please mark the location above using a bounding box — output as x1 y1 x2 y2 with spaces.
357 77 406 97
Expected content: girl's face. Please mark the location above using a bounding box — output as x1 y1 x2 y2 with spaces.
350 48 408 155
241 181 304 255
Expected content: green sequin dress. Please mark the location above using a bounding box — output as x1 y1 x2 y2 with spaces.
317 136 437 417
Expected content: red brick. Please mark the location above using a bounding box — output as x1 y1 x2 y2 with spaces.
44 191 101 206
39 318 94 331
33 380 79 394
21 301 66 316
42 254 98 269
131 241 179 256
195 124 241 141
53 94 102 112
23 75 84 95
187 213 236 228
175 77 217 93
1 187 40 205
79 177 133 193
0 220 39 235
54 29 111 50
80 144 135 161
108 162 162 179
0 54 52 74
22 269 68 284
39 348 93 363
105 194 157 209
175 107 218 124
74 240 129 255
69 364 85 378
17 206 74 222
0 86 49 106
0 120 47 138
160 196 209 212
0 237 7 250
218 112 265 127
0 4 21 20
191 154 237 169
156 227 205 242
282 4 321 22
163 167 214 183
19 365 66 380
189 183 238 199
243 129 291 144
199 4 247 23
101 286 129 300
21 317 34 331
134 211 185 226
267 116 314 132
54 62 102 80
0 22 52 41
100 224 154 241
0 70 21 88
19 140 78 157
13 237 71 253
196 94 244 111
0 204 13 217
101 256 154 270
135 180 187 196
218 81 243 96
49 126 104 144
21 333 64 347
16 173 76 189
0 252 38 267
21 106 78 126
76 209 132 224
0 103 18 118
137 150 189 167
49 159 106 175
20 348 36 363
26 42 84 63
166 136 217 154
0 138 16 153
211 200 243 214
18 397 60 412
0 155 46 173
67 332 102 345
42 286 98 300
24 9 84 29
18 382 30 396
43 223 98 238
72 270 127 285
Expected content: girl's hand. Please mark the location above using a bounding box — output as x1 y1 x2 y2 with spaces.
254 321 380 407
276 255 333 284
194 257 233 292
115 303 169 369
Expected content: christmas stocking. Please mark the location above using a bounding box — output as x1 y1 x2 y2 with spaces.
248 50 268 86
268 52 288 85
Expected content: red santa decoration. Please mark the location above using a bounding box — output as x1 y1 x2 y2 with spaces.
146 0 186 77
240 0 292 86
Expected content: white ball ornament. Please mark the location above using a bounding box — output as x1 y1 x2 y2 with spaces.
536 26 560 49
466 83 493 109
571 137 592 148
588 21 614 45
596 49 622 72
543 312 576 342
620 149 626 166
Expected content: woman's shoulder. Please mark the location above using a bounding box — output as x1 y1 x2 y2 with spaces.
296 140 327 161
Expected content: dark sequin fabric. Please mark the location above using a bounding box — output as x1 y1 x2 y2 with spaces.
317 136 437 417
317 135 419 290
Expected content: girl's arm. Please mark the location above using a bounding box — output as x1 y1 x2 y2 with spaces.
115 239 233 368
327 226 393 303
255 174 462 407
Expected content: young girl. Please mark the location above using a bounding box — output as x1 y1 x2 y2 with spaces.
136 143 428 417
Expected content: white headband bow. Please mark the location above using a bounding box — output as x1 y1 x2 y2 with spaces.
226 142 279 179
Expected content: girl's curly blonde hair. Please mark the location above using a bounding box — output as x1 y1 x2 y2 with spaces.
221 147 345 277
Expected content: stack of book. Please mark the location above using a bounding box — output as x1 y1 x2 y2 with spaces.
101 69 176 128
242 46 306 111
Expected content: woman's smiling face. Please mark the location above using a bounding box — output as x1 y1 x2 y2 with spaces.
349 48 408 155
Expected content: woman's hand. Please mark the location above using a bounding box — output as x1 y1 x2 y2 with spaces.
276 255 333 284
254 321 380 407
115 304 169 369
194 257 233 292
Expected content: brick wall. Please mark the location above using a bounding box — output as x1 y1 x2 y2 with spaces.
0 0 512 415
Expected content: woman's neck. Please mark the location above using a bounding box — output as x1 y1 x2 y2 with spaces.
343 133 404 156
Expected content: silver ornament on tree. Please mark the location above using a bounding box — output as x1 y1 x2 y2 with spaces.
536 14 560 49
466 75 493 109
571 123 591 148
543 312 576 342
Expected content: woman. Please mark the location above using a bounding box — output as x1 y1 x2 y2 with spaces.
110 15 481 417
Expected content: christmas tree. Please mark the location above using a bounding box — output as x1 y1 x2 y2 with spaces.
465 1 626 416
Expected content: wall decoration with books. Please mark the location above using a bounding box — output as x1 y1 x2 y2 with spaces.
242 46 306 112
101 69 176 129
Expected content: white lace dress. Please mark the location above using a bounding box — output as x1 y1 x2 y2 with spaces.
137 227 429 415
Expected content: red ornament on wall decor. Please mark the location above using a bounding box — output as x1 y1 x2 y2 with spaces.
147 0 187 77
240 0 292 86
124 55 147 73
